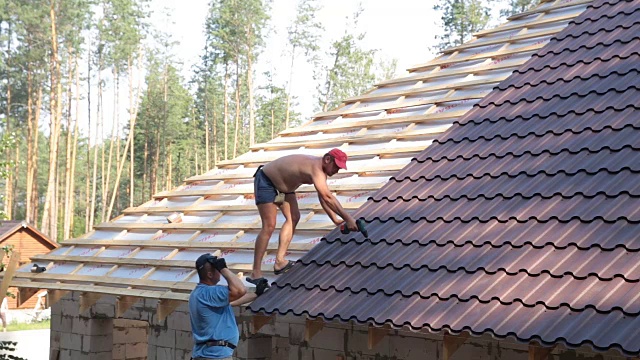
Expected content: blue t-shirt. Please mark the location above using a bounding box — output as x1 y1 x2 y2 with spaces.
189 284 238 359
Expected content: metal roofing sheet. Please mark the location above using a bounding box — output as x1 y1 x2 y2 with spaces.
251 0 640 355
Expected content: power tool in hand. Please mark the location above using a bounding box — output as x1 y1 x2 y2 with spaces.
340 218 368 238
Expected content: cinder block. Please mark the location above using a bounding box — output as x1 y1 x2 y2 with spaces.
236 335 272 359
275 321 289 338
90 302 115 318
112 344 125 359
82 334 113 353
343 328 385 357
68 350 89 360
167 309 191 332
307 326 344 352
288 324 305 345
60 332 82 351
147 344 157 359
61 299 80 317
175 330 193 351
90 351 113 360
50 330 62 348
59 315 73 332
126 326 148 343
150 328 176 348
155 346 175 360
389 335 434 360
272 337 290 360
176 348 191 360
113 328 127 345
125 342 148 358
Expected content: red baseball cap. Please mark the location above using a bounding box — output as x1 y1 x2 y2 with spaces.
328 148 348 170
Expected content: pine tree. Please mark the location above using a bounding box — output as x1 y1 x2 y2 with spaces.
433 0 492 51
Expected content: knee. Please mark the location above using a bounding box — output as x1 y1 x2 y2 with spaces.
261 221 276 234
291 212 301 226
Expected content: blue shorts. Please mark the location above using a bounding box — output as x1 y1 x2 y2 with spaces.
253 166 294 205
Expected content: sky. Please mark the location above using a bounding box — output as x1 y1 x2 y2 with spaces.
147 0 442 121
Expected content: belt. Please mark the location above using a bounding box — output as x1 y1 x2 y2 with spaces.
197 340 236 349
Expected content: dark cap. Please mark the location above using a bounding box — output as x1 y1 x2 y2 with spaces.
328 148 348 170
196 253 216 270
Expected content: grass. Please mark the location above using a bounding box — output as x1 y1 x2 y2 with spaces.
5 319 50 332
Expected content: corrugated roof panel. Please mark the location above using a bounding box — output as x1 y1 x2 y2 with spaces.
251 0 640 356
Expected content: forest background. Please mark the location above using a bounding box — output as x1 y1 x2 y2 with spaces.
0 0 536 241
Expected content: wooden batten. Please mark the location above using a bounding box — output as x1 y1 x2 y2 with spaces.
304 317 325 341
116 295 140 318
367 324 391 349
48 290 69 307
18 287 39 307
0 252 20 300
528 341 556 360
443 331 470 360
251 314 275 334
157 299 182 323
79 292 101 313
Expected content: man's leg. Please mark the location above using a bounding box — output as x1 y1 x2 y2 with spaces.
251 203 278 279
275 193 300 272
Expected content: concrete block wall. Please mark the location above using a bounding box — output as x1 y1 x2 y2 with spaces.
49 293 621 360
113 319 149 360
239 313 622 360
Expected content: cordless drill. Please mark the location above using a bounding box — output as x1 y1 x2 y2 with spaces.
340 218 369 238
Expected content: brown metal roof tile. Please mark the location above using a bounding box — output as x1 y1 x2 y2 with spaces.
251 0 640 355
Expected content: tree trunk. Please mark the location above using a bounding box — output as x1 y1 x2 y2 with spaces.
106 55 143 221
26 65 35 224
31 87 42 224
103 67 119 221
129 55 134 207
223 63 229 160
4 21 12 219
42 0 63 240
233 58 241 158
286 45 297 129
63 49 74 240
212 93 218 167
204 80 210 169
69 55 80 238
247 33 255 147
90 50 103 229
85 40 92 232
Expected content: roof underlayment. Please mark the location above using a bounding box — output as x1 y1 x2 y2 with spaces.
10 0 592 320
250 0 640 356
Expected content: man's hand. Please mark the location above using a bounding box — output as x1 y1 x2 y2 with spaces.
213 257 227 272
345 217 358 231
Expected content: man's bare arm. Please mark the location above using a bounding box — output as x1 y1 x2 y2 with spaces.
220 268 247 302
312 171 357 229
318 196 342 225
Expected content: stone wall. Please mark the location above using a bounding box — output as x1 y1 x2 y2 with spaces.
49 293 620 360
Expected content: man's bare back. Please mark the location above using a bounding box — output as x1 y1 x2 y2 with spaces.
247 149 357 285
261 154 327 194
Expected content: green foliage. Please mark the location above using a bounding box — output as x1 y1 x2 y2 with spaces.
256 72 300 143
287 0 323 60
315 7 379 112
433 0 492 51
499 0 537 17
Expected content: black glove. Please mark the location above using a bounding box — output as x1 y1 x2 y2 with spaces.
212 257 227 271
255 279 270 296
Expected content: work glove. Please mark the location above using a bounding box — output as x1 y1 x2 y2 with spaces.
212 257 227 271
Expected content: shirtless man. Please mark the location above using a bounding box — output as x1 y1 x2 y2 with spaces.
246 148 359 286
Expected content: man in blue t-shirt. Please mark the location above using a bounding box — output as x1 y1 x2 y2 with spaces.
189 253 247 360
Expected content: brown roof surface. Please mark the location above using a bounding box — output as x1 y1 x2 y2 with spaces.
250 0 640 355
